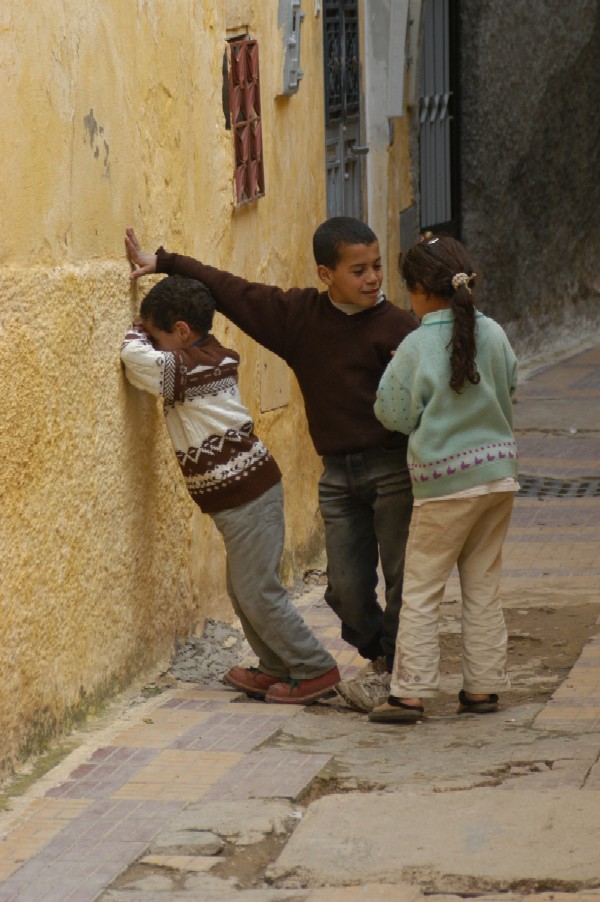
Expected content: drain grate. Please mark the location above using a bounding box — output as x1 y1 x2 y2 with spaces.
518 475 600 499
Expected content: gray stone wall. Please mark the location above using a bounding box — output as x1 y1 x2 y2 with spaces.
458 0 600 346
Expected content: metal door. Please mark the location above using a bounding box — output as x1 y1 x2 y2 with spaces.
419 0 459 233
323 0 366 219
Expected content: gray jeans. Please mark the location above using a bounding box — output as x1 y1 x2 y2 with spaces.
318 447 413 662
211 482 336 679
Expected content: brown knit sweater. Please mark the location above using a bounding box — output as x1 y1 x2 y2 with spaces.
121 326 281 513
156 249 417 456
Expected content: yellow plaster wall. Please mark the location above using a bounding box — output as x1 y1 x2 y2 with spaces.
0 0 327 774
386 114 416 306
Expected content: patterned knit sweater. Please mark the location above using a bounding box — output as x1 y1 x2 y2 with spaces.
121 326 281 513
374 310 518 500
155 249 417 456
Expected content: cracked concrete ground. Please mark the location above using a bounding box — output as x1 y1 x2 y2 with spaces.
92 646 600 899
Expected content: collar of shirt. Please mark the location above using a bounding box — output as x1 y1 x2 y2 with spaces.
420 308 482 325
328 290 385 316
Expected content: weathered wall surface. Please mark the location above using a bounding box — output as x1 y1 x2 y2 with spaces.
458 0 600 345
0 0 330 773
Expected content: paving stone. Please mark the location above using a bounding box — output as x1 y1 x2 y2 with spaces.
167 798 298 844
102 872 309 899
0 799 183 900
149 828 224 856
267 789 600 889
304 886 424 901
140 854 220 872
45 747 159 800
170 712 290 753
201 750 331 801
159 697 229 711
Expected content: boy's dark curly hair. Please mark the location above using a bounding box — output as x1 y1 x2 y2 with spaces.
140 275 216 336
312 216 378 268
400 236 480 393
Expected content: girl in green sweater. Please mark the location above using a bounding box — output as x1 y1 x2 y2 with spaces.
370 235 519 723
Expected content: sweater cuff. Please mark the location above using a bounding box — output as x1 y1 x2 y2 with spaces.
156 246 176 275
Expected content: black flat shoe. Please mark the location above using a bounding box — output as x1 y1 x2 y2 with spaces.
457 690 499 714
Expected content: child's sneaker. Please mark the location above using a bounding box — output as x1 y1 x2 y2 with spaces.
264 666 341 705
335 671 392 712
358 655 390 676
223 666 283 699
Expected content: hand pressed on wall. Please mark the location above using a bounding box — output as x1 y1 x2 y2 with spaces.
125 227 157 281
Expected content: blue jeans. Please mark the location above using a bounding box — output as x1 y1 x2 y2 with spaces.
318 447 413 662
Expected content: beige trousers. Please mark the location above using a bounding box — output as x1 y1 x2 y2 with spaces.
390 492 514 698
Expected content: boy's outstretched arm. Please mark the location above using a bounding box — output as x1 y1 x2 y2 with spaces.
123 228 298 361
125 227 157 279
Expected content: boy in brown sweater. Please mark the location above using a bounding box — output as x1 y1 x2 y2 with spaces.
125 218 416 712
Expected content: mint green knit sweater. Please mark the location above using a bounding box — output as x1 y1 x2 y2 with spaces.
374 310 518 499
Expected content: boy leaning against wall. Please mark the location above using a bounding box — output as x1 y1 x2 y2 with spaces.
120 273 340 704
125 218 417 713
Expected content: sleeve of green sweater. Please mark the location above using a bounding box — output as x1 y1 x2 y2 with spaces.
374 343 422 435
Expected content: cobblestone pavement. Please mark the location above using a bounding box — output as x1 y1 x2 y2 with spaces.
0 345 599 901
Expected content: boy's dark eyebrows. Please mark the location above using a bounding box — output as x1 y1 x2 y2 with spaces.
350 257 382 268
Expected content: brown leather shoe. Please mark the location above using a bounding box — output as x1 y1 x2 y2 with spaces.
265 666 341 705
223 666 283 699
368 697 425 723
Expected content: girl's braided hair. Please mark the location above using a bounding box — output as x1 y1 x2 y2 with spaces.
400 235 479 393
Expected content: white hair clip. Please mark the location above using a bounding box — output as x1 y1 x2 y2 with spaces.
451 272 476 292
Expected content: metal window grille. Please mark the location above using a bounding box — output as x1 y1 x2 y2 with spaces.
323 0 363 218
228 39 265 205
324 0 359 126
418 0 458 233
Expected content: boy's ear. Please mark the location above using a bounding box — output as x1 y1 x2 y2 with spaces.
174 320 192 340
317 264 333 286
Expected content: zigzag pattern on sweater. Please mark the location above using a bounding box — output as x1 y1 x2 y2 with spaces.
162 354 177 403
176 423 255 466
186 377 237 400
185 443 273 494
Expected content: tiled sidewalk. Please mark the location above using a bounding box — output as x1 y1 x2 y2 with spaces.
0 345 599 901
0 623 364 901
0 676 339 900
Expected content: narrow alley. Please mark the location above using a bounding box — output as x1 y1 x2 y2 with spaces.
0 341 599 901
